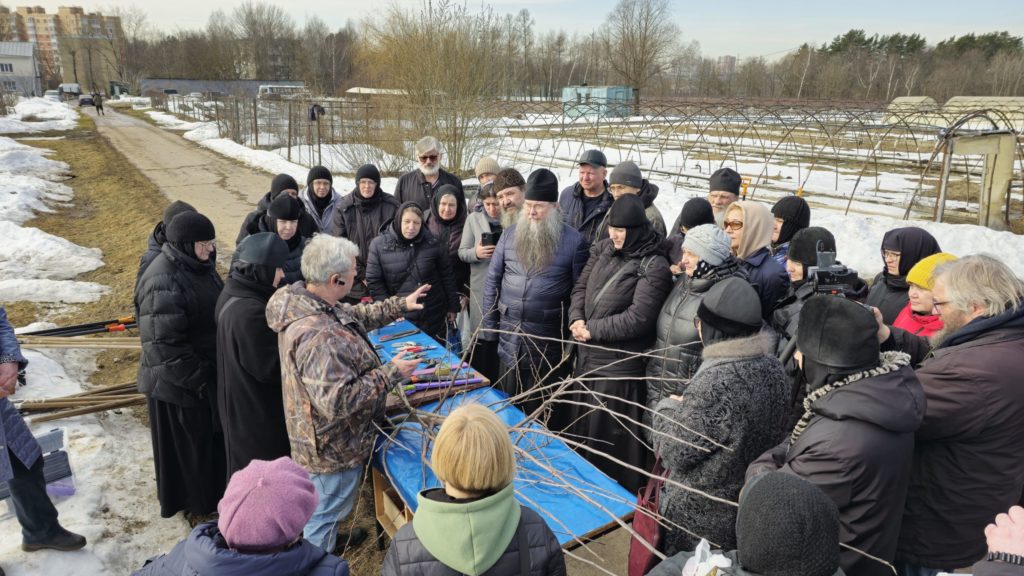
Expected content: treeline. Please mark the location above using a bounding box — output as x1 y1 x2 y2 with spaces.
104 1 1024 102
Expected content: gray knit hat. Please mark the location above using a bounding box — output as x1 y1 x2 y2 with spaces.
682 223 732 266
609 161 643 189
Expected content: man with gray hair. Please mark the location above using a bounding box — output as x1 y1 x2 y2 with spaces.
394 136 464 211
266 233 427 554
874 254 1024 574
481 168 589 419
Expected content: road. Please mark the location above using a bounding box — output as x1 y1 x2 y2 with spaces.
91 106 272 255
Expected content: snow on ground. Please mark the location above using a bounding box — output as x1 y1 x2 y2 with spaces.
0 137 107 304
0 349 187 575
0 98 79 134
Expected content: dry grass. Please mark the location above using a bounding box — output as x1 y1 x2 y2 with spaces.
6 113 166 390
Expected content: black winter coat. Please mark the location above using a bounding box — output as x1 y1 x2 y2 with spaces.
569 237 673 378
567 236 673 492
646 258 745 412
135 243 224 407
558 182 613 245
740 247 789 320
747 352 926 576
328 188 400 302
366 227 459 341
653 332 789 554
481 225 589 367
215 276 290 479
394 169 463 211
894 305 1024 568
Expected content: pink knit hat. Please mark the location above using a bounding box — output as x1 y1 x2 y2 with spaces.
217 457 318 550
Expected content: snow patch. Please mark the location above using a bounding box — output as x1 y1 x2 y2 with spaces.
0 350 187 576
0 279 109 303
0 97 79 133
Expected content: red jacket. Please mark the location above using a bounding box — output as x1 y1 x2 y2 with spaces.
892 303 943 338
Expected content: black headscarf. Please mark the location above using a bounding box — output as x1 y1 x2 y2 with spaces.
771 196 811 247
229 260 279 294
880 227 941 288
392 201 426 243
608 194 659 257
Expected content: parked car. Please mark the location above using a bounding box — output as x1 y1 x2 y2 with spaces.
44 90 61 102
186 92 203 101
78 93 94 107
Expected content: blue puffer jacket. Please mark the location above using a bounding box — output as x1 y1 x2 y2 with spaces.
132 522 349 576
480 224 589 367
0 307 40 485
741 247 789 320
558 182 612 245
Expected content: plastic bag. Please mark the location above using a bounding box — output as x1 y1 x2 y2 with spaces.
681 539 733 576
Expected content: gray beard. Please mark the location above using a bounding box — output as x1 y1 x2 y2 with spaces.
514 209 563 270
501 207 520 228
929 311 966 347
419 164 439 178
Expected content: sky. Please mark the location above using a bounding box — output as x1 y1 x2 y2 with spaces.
14 0 1024 59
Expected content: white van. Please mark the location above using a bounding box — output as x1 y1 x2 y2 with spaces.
257 85 311 100
58 83 82 97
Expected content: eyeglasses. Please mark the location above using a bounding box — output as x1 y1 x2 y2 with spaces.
196 240 216 249
883 250 901 260
932 300 951 311
723 220 744 231
418 154 439 162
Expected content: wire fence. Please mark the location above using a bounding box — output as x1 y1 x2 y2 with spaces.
151 94 1024 225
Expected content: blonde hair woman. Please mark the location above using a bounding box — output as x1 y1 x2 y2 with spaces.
383 403 566 575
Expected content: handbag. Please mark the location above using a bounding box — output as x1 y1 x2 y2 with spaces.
628 457 666 576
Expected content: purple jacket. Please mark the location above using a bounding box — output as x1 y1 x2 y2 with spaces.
1 306 40 484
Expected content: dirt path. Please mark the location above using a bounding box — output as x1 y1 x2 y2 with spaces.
90 107 272 255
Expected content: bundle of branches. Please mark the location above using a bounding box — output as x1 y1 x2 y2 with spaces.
15 382 145 424
16 335 141 350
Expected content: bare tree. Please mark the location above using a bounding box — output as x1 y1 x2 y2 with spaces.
604 0 680 111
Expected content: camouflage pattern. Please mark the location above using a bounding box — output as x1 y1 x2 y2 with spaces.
266 282 408 474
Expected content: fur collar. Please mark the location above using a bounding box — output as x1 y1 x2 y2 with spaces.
790 351 911 443
701 331 773 361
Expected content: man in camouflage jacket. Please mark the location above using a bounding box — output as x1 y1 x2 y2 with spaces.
266 241 424 553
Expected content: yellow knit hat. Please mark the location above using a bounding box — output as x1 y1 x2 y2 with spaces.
906 252 958 290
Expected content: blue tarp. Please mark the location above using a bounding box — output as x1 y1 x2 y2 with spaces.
373 387 636 547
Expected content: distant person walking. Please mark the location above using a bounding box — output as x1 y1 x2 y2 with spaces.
93 93 104 116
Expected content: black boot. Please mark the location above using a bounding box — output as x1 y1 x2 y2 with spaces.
22 525 87 552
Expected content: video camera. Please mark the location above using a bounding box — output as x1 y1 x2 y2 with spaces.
807 243 860 297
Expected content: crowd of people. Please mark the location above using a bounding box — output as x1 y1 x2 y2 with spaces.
1 135 1023 576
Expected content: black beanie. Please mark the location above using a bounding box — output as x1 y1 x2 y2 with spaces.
166 211 215 243
306 165 333 187
162 200 196 227
608 194 647 228
355 164 381 185
788 227 836 267
696 277 762 337
709 167 741 195
235 232 289 268
736 472 840 576
678 197 715 231
797 295 880 371
270 174 299 199
524 169 559 203
269 194 303 221
771 196 811 246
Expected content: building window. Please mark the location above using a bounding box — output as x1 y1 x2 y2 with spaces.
2 80 17 91
0 63 14 73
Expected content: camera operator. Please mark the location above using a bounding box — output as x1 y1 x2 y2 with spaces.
773 227 867 417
